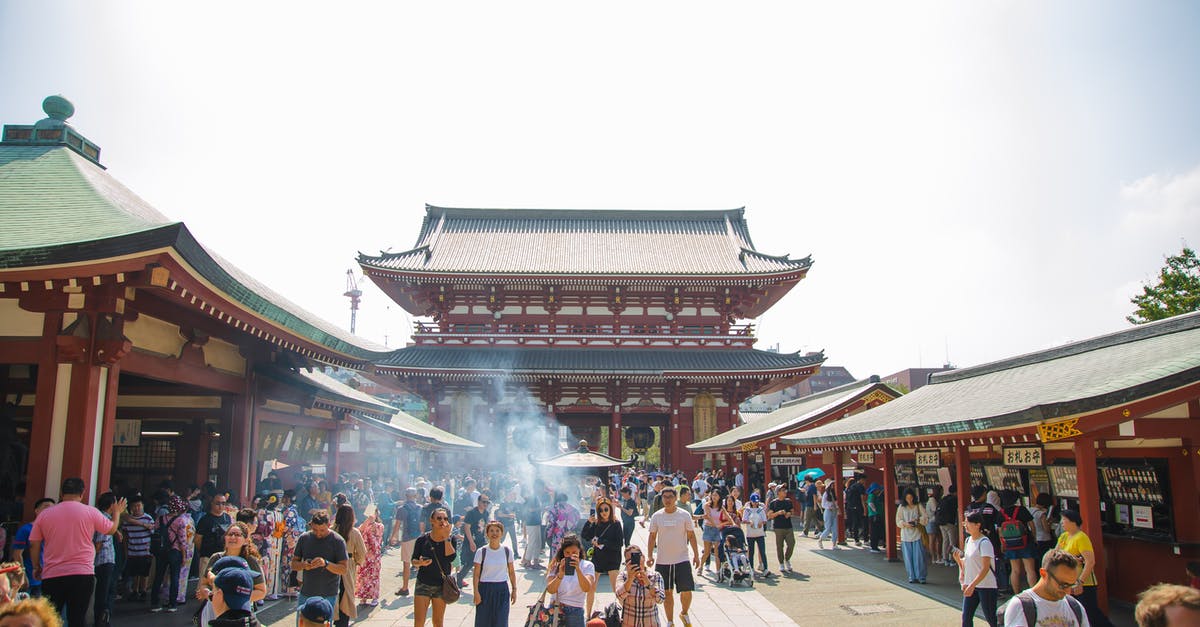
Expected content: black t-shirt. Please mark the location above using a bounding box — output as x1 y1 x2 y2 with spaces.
935 494 958 525
768 499 793 529
293 530 349 597
620 497 638 522
523 497 544 526
463 507 489 548
844 482 866 512
195 512 232 556
964 500 998 538
413 534 456 586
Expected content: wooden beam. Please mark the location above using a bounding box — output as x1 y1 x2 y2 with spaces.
122 350 243 394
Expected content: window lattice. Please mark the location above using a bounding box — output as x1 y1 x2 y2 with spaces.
114 439 177 472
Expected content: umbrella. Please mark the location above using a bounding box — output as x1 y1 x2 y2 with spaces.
796 468 826 481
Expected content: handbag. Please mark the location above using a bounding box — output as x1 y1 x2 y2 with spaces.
430 535 461 604
524 587 560 627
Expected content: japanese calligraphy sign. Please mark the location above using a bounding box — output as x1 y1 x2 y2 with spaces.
1002 444 1044 468
914 449 941 468
856 450 875 465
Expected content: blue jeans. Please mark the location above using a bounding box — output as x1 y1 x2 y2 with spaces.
150 549 182 607
901 540 928 582
559 604 585 627
961 586 997 627
818 508 838 541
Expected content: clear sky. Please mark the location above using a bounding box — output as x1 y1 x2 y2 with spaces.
2 1 1198 378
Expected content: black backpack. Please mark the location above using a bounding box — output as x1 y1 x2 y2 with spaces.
935 495 957 525
150 514 180 556
1017 590 1084 626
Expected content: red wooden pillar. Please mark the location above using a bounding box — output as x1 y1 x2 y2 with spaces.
762 447 773 491
329 423 342 487
834 450 847 544
740 453 750 496
1074 436 1108 611
883 448 898 562
609 410 622 459
219 383 253 505
26 313 63 516
95 361 121 494
954 444 971 550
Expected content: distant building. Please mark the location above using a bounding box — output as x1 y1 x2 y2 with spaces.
741 364 856 411
882 367 954 393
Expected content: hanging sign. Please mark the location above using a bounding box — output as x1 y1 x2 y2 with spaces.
1002 445 1044 468
114 420 141 447
856 450 875 465
772 456 805 466
915 449 941 468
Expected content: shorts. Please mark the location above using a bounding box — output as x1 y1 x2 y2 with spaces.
1003 546 1035 561
702 526 722 543
414 581 444 599
655 561 695 593
400 539 417 562
125 556 151 577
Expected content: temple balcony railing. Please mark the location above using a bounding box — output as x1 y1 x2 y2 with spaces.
410 321 758 347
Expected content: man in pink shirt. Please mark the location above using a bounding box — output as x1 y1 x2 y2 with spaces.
29 477 125 627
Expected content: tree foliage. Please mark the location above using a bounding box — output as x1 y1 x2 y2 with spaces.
1128 246 1200 324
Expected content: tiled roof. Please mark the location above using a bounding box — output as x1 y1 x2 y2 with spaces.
0 144 388 362
375 345 825 375
782 312 1200 446
359 205 812 277
689 378 898 452
294 369 398 415
359 414 484 449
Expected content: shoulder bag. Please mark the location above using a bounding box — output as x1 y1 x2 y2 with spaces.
524 585 560 627
429 534 461 604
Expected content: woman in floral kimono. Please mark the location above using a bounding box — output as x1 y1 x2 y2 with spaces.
278 489 305 597
161 495 196 607
356 507 384 606
545 492 581 560
254 495 283 599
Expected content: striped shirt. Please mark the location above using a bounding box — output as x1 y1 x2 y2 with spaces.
122 513 155 556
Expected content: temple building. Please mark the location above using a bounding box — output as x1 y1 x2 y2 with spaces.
359 206 824 473
0 97 479 513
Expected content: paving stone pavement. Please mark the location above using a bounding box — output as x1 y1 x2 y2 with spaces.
112 518 984 627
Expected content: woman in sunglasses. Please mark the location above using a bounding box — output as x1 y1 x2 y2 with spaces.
413 508 456 627
615 545 665 627
952 510 997 627
582 498 624 616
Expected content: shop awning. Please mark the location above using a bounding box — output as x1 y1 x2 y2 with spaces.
688 377 899 453
531 441 634 468
781 311 1200 448
357 413 483 450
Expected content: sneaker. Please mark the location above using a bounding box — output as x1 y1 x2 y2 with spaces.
870 548 883 554
818 539 825 549
395 588 409 597
166 605 178 613
150 606 166 613
832 544 840 550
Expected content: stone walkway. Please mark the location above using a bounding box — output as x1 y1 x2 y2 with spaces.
115 519 980 627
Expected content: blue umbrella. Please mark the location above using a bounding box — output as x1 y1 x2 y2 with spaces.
796 468 826 481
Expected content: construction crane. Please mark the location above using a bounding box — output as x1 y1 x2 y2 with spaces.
344 270 363 334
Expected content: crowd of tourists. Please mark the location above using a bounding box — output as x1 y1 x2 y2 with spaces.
3 471 1200 627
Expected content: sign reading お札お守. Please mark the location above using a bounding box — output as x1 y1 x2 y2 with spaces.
1002 445 1044 468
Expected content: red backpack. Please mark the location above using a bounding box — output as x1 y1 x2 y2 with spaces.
998 507 1028 551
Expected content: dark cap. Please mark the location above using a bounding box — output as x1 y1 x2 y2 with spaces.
213 568 254 612
299 596 333 623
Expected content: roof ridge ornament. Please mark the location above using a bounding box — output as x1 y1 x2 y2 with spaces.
2 95 103 167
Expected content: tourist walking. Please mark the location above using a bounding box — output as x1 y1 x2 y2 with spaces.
646 487 699 627
333 504 367 627
120 496 155 602
935 485 959 565
522 489 545 569
1056 510 1114 627
953 511 997 627
546 533 596 627
150 495 194 612
412 508 455 627
582 497 623 616
290 511 350 624
844 475 866 545
619 486 639 549
896 488 928 584
866 483 885 553
92 492 120 627
1001 549 1088 626
545 492 581 559
816 482 839 550
394 487 423 596
29 477 125 627
925 485 944 564
802 479 824 536
742 493 771 576
767 486 797 571
615 545 665 627
471 521 517 627
357 508 384 606
698 491 727 577
279 490 305 598
195 523 267 627
11 498 55 598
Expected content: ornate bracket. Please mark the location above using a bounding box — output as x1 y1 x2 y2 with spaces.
1038 418 1082 443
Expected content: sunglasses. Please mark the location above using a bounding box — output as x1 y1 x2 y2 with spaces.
432 516 449 521
1046 570 1079 590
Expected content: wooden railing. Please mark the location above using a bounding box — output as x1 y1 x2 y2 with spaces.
412 321 755 338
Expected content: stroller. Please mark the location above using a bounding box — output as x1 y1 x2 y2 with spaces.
717 526 754 587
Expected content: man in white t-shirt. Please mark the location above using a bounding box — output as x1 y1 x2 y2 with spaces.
647 487 700 627
1003 549 1089 626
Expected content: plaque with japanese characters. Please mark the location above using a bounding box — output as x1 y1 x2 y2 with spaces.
915 449 941 468
1002 445 1044 468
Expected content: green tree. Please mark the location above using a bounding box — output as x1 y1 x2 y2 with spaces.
1128 246 1200 324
